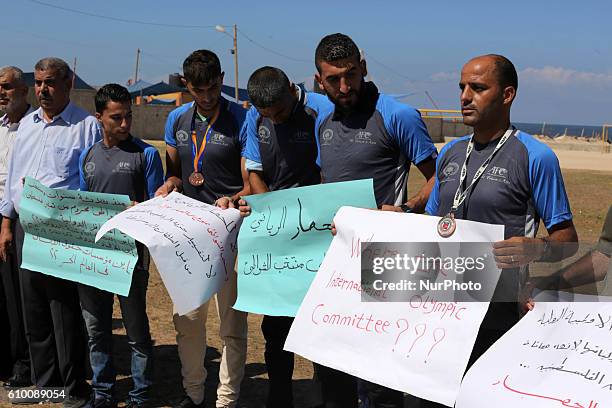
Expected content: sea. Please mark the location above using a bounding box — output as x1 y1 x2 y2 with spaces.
513 122 610 141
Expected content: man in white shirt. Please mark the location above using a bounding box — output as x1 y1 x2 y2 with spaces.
0 66 33 388
0 66 32 196
0 58 101 408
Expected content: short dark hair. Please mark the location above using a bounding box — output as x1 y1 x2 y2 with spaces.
315 33 360 72
183 50 222 85
247 67 291 108
487 54 518 91
95 83 131 113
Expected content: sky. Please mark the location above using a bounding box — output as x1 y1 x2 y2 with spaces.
3 0 612 125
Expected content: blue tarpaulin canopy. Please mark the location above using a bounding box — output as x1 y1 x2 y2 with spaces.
128 81 304 103
220 82 306 103
149 98 177 105
126 79 152 94
129 81 184 97
221 84 250 102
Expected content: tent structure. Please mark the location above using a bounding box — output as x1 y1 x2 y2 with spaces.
129 81 184 97
129 81 305 104
221 84 250 102
220 82 307 103
126 79 152 94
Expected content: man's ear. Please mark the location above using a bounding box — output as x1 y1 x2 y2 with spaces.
360 59 368 78
289 82 297 96
315 73 324 92
503 86 516 105
95 112 102 121
181 77 188 87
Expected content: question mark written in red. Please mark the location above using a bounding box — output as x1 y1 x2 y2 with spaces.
407 323 427 357
425 327 446 363
393 319 409 352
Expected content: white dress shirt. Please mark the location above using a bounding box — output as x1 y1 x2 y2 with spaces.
0 105 35 199
0 101 102 218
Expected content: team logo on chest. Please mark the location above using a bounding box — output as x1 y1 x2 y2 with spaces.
442 162 459 178
113 161 132 174
292 131 311 143
353 130 376 145
485 166 510 184
84 162 95 176
258 126 271 144
176 130 189 146
321 129 334 146
210 132 228 146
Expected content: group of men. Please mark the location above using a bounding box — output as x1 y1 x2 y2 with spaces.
0 59 164 408
0 30 609 408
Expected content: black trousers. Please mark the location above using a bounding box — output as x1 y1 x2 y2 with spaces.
0 266 11 378
0 221 30 379
261 315 295 408
15 221 89 397
314 364 358 408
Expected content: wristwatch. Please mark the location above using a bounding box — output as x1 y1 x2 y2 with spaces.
399 204 413 213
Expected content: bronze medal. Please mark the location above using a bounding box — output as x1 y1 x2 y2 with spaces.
437 213 456 238
190 109 220 189
188 171 205 187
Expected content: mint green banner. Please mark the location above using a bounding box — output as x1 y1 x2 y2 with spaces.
19 177 138 296
234 179 376 316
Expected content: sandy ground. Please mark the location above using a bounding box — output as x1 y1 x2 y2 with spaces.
1 143 611 408
552 149 612 172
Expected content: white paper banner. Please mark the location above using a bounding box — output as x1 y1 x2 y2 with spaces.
96 192 241 315
285 207 504 406
457 295 612 408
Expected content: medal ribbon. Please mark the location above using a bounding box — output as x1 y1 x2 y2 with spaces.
191 108 220 173
451 128 517 213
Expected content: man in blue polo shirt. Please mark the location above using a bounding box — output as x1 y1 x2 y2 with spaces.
418 54 579 407
78 84 163 408
156 50 249 408
315 33 437 211
313 33 438 407
237 66 331 408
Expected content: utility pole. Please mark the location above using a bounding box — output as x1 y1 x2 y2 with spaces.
72 57 77 89
134 48 141 84
232 25 239 102
215 24 240 102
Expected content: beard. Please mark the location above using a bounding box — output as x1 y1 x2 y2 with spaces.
324 79 365 114
1 99 21 116
329 92 358 112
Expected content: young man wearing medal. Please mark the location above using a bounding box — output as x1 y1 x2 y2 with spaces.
418 54 578 407
156 50 250 408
